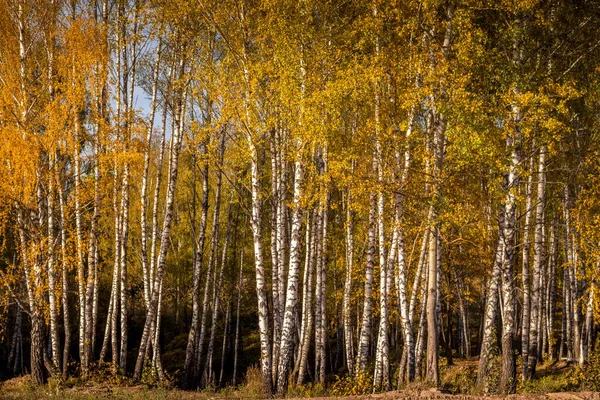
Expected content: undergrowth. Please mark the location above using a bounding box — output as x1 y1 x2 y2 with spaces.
2 355 596 399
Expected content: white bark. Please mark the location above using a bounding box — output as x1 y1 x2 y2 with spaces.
184 137 207 384
297 211 316 385
58 179 71 377
74 146 87 371
343 185 355 376
84 140 100 370
372 6 389 388
47 156 60 371
527 146 546 377
270 130 282 382
563 186 575 358
357 193 377 372
141 41 162 310
499 123 521 394
248 137 273 395
276 158 304 395
521 152 535 379
119 162 130 373
546 221 557 360
219 296 232 386
239 4 272 391
477 216 504 390
204 202 233 384
457 278 470 357
316 147 329 384
233 247 244 387
195 137 225 384
133 59 187 379
396 102 416 385
581 271 595 365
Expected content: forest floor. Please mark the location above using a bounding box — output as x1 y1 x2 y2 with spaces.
1 359 597 400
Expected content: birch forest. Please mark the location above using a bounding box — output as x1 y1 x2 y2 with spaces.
1 0 600 397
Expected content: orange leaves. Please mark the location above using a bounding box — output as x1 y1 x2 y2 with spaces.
0 126 39 206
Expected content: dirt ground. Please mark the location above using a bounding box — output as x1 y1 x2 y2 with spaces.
1 363 599 400
299 389 600 400
1 380 598 400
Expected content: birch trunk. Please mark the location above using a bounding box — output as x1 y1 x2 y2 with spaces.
357 193 377 372
547 221 557 360
296 211 316 385
102 158 121 369
410 230 429 325
118 17 134 369
581 270 595 365
316 148 329 385
133 58 187 379
416 260 429 379
375 219 396 391
276 159 304 395
83 147 98 371
372 7 389 388
343 186 355 376
318 206 329 383
426 112 446 386
527 146 546 378
248 137 273 395
456 278 470 357
239 4 273 391
119 162 130 373
521 152 535 379
573 245 582 362
184 146 209 385
425 6 452 383
314 205 324 380
45 17 60 373
233 247 244 387
74 146 87 371
47 157 61 372
8 306 22 374
92 245 99 362
567 208 581 361
58 180 71 377
372 139 389 388
99 273 114 363
270 131 282 382
150 69 172 316
195 139 224 384
396 104 416 385
477 211 505 390
204 202 233 385
219 297 232 387
19 206 46 384
141 42 162 310
499 127 520 395
397 225 415 384
277 131 288 329
374 223 392 390
152 278 165 381
538 254 546 361
563 187 575 358
561 266 570 358
426 218 439 385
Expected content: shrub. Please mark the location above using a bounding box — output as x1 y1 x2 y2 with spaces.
329 369 373 397
236 365 266 399
519 373 574 394
286 381 326 398
442 364 477 395
568 347 600 391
